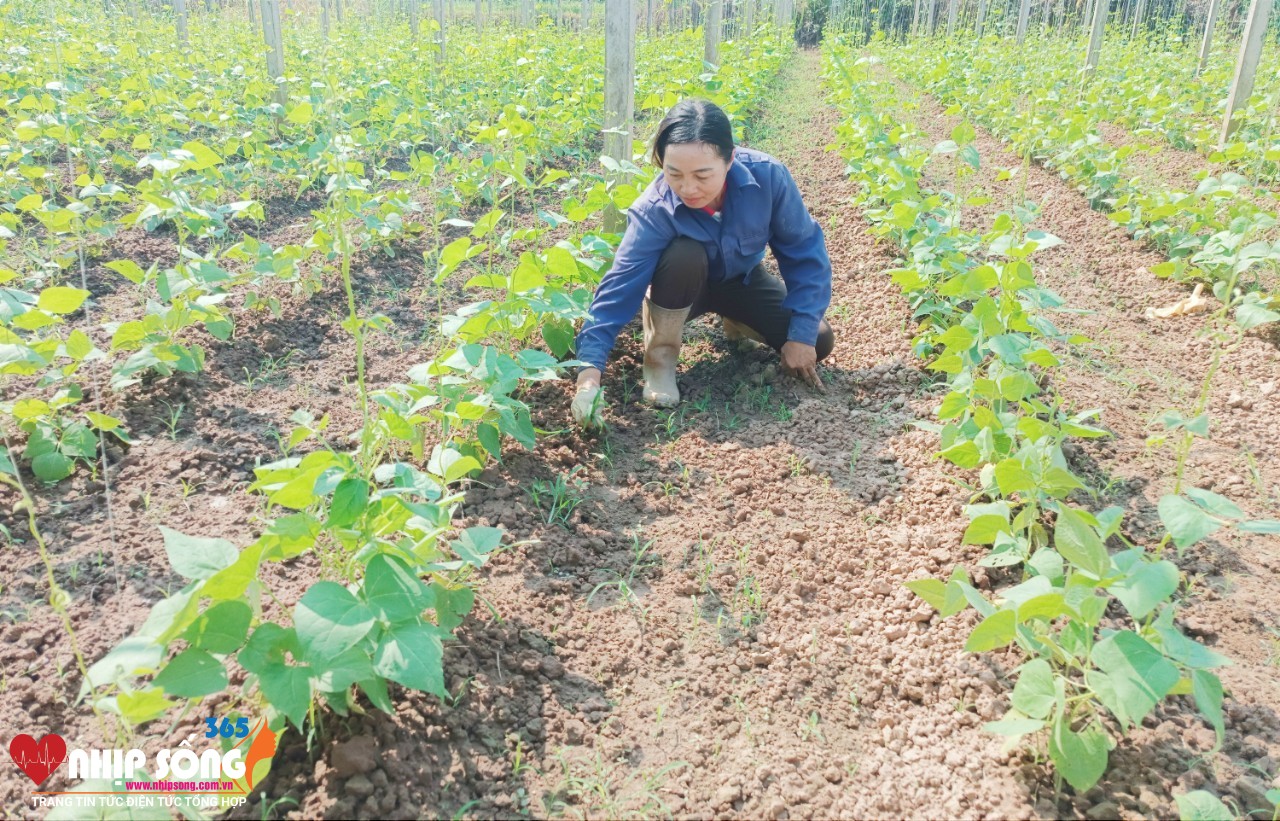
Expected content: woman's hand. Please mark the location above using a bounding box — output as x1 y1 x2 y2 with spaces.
571 368 605 428
781 341 825 392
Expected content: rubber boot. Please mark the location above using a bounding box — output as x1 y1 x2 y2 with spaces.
722 317 766 345
642 299 690 408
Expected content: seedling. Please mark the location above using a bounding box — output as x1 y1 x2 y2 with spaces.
528 466 589 527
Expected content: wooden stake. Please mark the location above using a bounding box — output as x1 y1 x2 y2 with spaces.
1084 0 1106 77
704 0 721 62
1196 0 1220 77
1219 0 1270 145
1015 0 1031 42
604 0 635 233
260 0 287 108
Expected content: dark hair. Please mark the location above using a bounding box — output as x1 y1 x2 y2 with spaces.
649 99 734 167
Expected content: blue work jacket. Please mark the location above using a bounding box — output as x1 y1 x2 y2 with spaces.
574 146 832 373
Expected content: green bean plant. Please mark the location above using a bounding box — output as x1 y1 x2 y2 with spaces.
826 40 1228 793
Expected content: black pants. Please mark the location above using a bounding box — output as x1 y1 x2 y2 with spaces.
649 237 835 361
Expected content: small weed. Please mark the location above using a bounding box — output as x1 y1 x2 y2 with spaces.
156 400 185 440
528 467 589 527
243 350 296 391
799 710 824 742
545 748 687 819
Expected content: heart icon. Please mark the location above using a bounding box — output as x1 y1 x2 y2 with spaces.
8 734 67 786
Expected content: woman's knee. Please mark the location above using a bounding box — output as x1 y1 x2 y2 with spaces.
816 320 835 361
651 237 706 309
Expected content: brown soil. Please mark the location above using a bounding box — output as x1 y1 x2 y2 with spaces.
2 49 1279 821
890 61 1280 817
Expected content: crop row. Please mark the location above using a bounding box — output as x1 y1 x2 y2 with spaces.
1 3 781 485
18 9 793 743
873 33 1280 340
821 38 1280 795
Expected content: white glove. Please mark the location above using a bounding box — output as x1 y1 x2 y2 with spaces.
572 383 605 428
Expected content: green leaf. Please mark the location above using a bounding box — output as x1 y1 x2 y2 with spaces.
294 582 375 662
965 609 1017 653
983 717 1045 737
542 319 574 358
939 440 981 468
1053 506 1110 577
1235 301 1280 330
257 663 312 729
963 514 1011 545
183 601 252 654
451 527 504 567
201 541 264 600
1173 791 1234 821
37 286 90 314
159 526 238 580
374 621 446 698
326 477 369 528
543 246 579 280
312 646 375 694
364 554 431 624
105 259 147 284
994 458 1034 496
1111 556 1180 620
84 637 163 690
905 578 946 611
1091 630 1181 729
32 452 74 482
116 687 174 724
432 583 475 631
1238 519 1280 534
153 648 228 698
1011 659 1056 719
285 102 314 125
181 140 224 169
1048 720 1109 792
359 676 394 714
1159 495 1222 549
1184 487 1244 521
1192 669 1224 747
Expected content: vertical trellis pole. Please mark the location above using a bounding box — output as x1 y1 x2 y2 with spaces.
1195 0 1220 76
975 0 988 35
1219 0 1270 145
1015 0 1031 42
409 0 419 34
704 0 721 62
435 0 446 59
175 0 189 45
1084 0 1106 77
260 0 287 108
321 0 330 36
604 0 635 234
1129 0 1145 36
